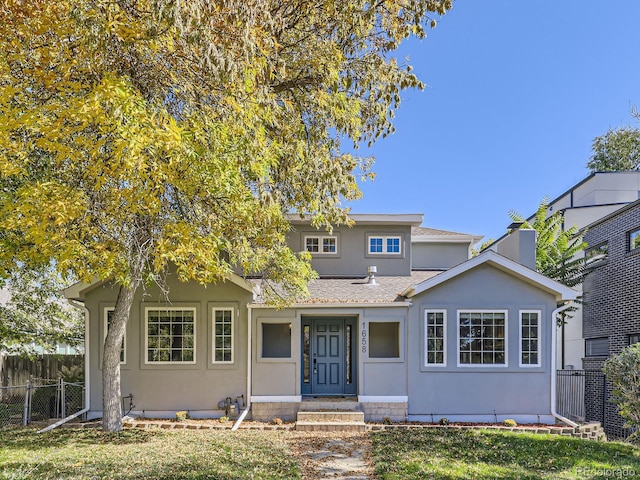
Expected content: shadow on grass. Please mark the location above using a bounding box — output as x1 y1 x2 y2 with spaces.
371 428 640 480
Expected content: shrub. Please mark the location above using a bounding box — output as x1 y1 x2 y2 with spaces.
175 411 189 422
271 417 283 426
219 416 228 423
382 417 393 425
603 344 640 441
503 419 517 427
438 417 450 425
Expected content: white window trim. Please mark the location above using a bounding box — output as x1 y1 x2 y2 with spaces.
519 310 541 368
367 235 402 255
456 309 508 368
212 307 234 364
144 307 197 365
304 235 338 255
424 309 447 367
104 307 126 365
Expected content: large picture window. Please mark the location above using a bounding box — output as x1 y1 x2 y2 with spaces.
458 311 506 366
425 310 446 366
520 310 540 367
146 308 196 364
213 308 233 363
104 308 126 364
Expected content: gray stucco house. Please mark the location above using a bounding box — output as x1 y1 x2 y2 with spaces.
65 214 577 424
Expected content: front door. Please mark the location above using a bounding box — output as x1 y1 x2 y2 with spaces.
301 316 357 396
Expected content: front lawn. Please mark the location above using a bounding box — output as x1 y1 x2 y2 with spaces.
372 428 640 479
0 428 299 480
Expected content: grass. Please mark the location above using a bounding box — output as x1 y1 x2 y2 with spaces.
371 428 640 479
0 427 300 480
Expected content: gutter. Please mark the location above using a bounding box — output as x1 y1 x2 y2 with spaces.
550 302 578 428
39 302 91 433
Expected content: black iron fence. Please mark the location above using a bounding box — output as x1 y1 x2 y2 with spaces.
0 378 85 428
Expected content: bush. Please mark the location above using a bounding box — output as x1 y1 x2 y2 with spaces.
503 419 517 427
603 344 640 440
438 417 449 425
175 411 189 422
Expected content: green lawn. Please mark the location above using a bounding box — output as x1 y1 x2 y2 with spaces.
0 428 300 480
372 428 640 480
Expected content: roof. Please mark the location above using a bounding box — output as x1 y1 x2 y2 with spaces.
401 250 578 302
252 270 442 305
287 213 423 226
581 198 640 232
411 226 483 244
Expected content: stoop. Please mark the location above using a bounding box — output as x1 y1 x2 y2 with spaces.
295 398 366 432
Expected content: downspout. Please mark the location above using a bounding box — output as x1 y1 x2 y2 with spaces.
232 303 252 431
39 302 90 433
551 302 578 427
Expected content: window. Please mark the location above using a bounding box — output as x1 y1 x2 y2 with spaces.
369 322 400 358
585 337 608 357
104 308 126 364
146 308 196 364
629 228 640 252
629 334 640 346
458 311 506 365
585 242 608 265
520 311 540 367
213 308 233 363
305 235 337 254
262 323 291 358
425 310 446 366
368 235 402 255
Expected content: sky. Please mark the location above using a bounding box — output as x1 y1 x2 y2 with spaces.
349 0 640 243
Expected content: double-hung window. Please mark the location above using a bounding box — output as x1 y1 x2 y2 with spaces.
520 310 540 367
305 235 338 254
213 308 234 363
104 307 126 364
425 310 446 366
146 308 196 364
368 235 402 255
458 311 506 366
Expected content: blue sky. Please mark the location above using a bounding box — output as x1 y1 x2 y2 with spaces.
349 0 640 243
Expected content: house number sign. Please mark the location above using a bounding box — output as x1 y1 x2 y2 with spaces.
361 321 367 353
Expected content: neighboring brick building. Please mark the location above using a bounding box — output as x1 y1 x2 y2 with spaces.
582 199 640 438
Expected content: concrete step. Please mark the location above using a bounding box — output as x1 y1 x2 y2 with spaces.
297 411 364 423
295 421 366 432
299 400 360 411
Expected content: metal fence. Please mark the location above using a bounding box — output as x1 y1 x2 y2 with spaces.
0 378 85 428
556 369 586 422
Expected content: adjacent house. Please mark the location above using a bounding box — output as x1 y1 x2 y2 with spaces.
582 199 640 438
65 214 576 424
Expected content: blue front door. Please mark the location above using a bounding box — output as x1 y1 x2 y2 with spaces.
302 317 357 396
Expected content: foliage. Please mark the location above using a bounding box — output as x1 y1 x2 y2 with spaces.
508 198 587 288
587 126 640 173
175 411 189 422
372 428 640 479
0 429 300 479
0 0 452 430
603 344 640 441
0 265 83 356
503 419 517 427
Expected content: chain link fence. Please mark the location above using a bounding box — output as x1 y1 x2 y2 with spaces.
0 378 85 428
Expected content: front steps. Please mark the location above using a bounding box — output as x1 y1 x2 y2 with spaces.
295 399 366 432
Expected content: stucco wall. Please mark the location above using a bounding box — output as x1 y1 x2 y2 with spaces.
411 242 469 270
407 264 557 420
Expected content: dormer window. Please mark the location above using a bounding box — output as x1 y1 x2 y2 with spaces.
368 235 402 255
305 235 338 255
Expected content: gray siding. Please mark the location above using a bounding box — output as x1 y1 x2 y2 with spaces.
411 242 469 269
84 278 253 418
407 264 557 420
287 224 412 277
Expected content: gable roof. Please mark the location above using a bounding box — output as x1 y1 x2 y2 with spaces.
401 250 577 302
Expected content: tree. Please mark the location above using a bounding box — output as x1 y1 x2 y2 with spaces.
508 198 587 289
602 344 640 442
587 126 640 173
0 1 453 431
0 265 83 356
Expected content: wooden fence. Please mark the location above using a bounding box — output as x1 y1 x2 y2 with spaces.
0 354 84 387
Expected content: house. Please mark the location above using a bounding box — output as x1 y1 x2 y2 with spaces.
491 171 640 370
64 214 576 424
582 199 640 438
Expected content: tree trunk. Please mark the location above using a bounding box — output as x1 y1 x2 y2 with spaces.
102 282 139 432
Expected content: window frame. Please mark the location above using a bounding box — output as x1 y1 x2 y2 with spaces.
303 234 338 255
629 227 640 252
212 307 234 364
367 235 403 255
519 310 541 368
424 310 447 367
457 309 508 367
104 307 126 365
144 307 197 365
585 242 608 266
585 337 609 357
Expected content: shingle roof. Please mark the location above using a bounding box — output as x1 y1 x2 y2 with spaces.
411 226 473 237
